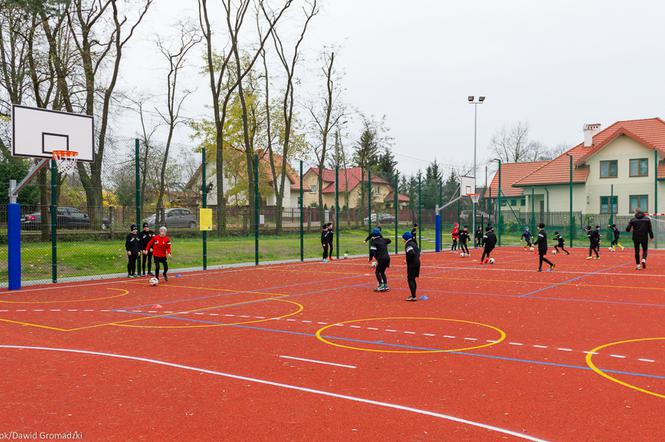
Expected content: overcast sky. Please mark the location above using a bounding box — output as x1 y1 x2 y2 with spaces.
117 0 665 185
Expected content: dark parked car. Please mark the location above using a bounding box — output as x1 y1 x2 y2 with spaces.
460 209 493 223
143 208 197 229
362 213 396 226
22 207 111 230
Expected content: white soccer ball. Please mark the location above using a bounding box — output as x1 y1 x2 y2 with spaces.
529 247 535 252
608 247 613 251
552 250 558 255
489 258 495 264
344 253 349 259
371 261 377 268
149 277 159 286
460 252 465 257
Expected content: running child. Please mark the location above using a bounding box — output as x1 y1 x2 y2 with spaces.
370 228 391 292
459 225 470 256
626 208 654 270
145 226 172 281
139 222 154 276
481 226 497 264
451 223 459 251
521 227 533 249
553 231 570 255
125 224 141 278
474 226 483 247
609 223 624 251
585 225 600 259
403 231 421 302
535 223 555 272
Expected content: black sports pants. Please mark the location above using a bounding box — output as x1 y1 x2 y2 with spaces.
375 258 390 285
154 256 169 278
633 239 648 264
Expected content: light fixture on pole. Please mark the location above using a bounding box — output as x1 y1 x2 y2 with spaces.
468 95 486 247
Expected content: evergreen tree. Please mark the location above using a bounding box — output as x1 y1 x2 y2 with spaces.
376 147 398 181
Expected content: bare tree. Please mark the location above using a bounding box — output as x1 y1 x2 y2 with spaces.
308 48 343 226
154 24 200 224
490 121 547 163
226 0 293 232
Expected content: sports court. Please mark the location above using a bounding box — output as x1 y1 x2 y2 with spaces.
1 247 663 441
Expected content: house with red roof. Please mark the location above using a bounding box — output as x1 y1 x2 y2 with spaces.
302 167 410 209
488 118 665 217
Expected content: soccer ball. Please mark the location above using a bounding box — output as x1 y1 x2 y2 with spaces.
552 250 558 255
371 261 377 268
529 247 535 251
460 252 465 257
343 253 349 259
489 258 495 264
149 277 159 286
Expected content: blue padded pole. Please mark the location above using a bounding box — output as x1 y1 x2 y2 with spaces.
8 202 21 290
435 213 442 252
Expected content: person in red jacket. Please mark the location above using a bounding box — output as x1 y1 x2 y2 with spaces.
451 223 460 251
145 226 172 281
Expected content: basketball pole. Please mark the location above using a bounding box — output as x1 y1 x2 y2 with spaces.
50 160 58 284
135 139 140 228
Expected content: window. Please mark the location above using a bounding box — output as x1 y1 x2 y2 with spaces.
629 195 648 213
510 199 517 206
309 184 317 194
600 196 618 214
520 197 526 206
629 158 649 177
600 160 618 178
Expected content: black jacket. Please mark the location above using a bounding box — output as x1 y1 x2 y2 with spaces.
139 229 155 251
321 229 333 245
626 212 654 241
483 231 497 249
535 229 548 254
554 233 565 246
405 238 420 266
587 229 600 245
372 237 391 262
125 233 141 254
459 230 470 244
611 227 620 240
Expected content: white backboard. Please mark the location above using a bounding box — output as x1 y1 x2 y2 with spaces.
460 175 475 196
12 105 94 162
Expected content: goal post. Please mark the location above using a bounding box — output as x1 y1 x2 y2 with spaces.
435 176 475 252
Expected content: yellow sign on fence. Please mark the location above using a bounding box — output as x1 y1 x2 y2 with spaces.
199 208 213 231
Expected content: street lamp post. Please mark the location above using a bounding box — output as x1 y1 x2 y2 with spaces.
468 96 485 247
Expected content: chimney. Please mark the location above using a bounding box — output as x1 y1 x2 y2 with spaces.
583 123 601 147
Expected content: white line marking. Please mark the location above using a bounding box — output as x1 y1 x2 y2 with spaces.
255 316 265 319
301 320 312 323
508 342 523 346
533 345 548 349
0 310 7 312
583 351 599 355
638 358 655 363
34 309 44 312
609 354 626 359
423 333 436 337
385 329 397 333
279 355 357 369
465 337 478 341
557 348 573 352
404 331 416 335
443 335 456 339
83 309 94 312
317 322 328 325
0 345 547 442
16 309 27 312
367 327 378 331
350 325 362 329
224 314 235 317
209 313 219 316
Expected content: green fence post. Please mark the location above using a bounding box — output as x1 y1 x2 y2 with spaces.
299 160 304 262
530 187 535 232
335 165 340 259
610 184 614 227
568 154 573 247
497 160 502 246
394 173 399 254
50 160 57 283
202 147 207 270
368 167 372 239
655 150 659 249
135 138 141 227
254 154 259 266
418 171 422 246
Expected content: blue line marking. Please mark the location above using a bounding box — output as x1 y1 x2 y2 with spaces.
519 263 627 298
113 310 665 381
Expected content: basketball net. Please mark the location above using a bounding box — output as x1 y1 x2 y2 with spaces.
468 193 480 204
52 150 79 176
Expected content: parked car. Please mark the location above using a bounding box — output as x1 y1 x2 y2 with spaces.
143 208 197 229
459 209 493 223
362 212 396 226
22 207 111 230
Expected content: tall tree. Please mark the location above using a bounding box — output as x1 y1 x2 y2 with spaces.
352 120 381 214
490 121 554 163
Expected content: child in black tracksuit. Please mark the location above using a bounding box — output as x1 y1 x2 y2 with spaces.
535 223 555 272
139 223 154 276
481 226 497 263
474 226 483 247
586 225 600 259
553 231 570 255
125 224 141 278
626 209 654 270
321 223 333 262
459 226 470 256
403 231 421 302
371 232 391 292
365 226 382 262
609 224 624 251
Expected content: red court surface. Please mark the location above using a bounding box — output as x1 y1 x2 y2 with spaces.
1 246 664 441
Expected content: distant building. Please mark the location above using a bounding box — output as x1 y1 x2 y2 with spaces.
489 118 665 217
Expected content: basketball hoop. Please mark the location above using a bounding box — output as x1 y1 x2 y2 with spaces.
52 150 79 176
468 193 480 204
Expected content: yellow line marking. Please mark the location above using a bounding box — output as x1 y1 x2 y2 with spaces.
111 299 304 329
263 267 359 276
585 337 665 399
0 318 69 332
0 288 130 304
315 317 506 354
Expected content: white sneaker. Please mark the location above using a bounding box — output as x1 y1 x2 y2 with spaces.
636 264 641 270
